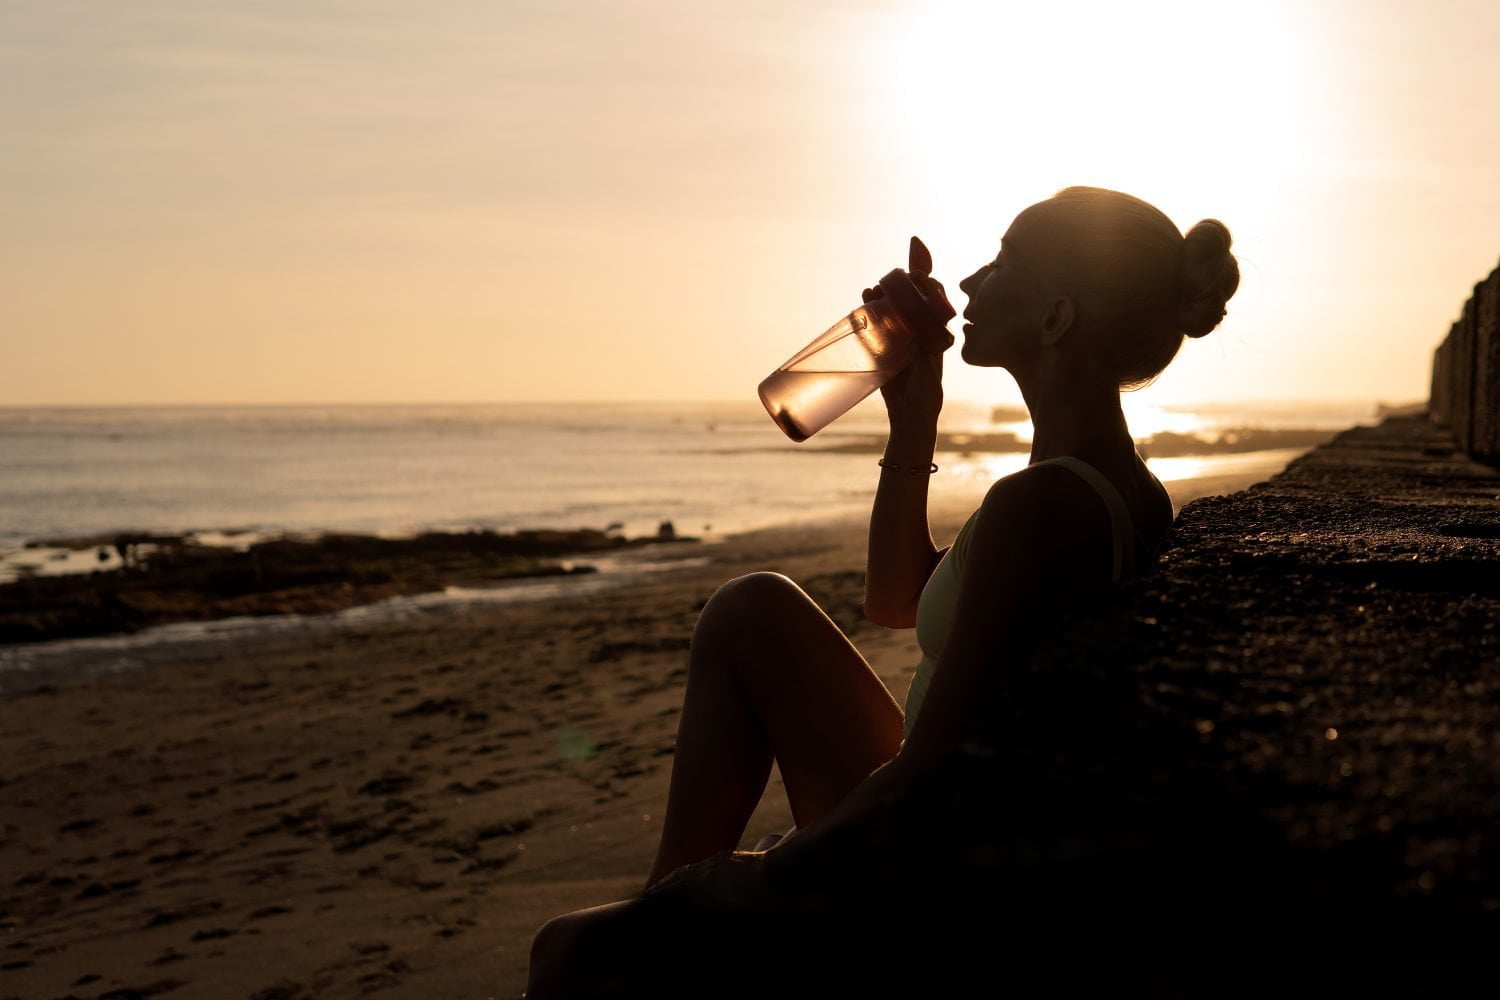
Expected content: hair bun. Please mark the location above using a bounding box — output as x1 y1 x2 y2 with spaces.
1178 219 1240 338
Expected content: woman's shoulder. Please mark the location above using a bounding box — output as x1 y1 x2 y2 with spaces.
970 458 1151 577
973 461 1115 546
985 458 1109 510
984 455 1173 569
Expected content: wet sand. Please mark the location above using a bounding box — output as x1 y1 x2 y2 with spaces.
1 469 1298 998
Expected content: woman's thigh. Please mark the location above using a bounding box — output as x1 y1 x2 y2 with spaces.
693 571 905 827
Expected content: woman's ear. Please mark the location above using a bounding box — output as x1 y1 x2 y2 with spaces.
1039 296 1074 346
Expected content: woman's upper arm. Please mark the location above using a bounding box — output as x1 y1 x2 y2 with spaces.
898 468 1102 765
866 543 952 629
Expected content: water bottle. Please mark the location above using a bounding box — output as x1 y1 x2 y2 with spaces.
759 238 955 442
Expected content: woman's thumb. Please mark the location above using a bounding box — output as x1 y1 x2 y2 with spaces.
909 236 932 276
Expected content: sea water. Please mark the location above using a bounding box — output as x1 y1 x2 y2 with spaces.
0 401 908 563
0 398 1383 567
0 397 1384 690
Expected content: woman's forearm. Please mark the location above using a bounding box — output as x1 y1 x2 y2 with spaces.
864 422 940 625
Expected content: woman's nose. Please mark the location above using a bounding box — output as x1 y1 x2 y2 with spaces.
959 268 984 297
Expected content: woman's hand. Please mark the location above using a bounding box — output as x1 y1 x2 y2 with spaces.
869 238 955 432
642 849 775 914
874 314 951 431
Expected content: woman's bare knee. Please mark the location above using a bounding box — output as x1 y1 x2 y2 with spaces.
696 572 812 640
709 571 804 609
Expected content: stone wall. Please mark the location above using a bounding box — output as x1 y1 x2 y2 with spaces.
1430 260 1500 463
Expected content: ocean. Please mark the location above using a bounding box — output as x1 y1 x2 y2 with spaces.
0 396 1384 690
0 396 1384 579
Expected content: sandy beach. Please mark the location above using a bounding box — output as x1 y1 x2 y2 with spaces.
0 470 1286 1000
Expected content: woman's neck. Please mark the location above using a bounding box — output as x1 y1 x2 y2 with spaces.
1019 368 1133 465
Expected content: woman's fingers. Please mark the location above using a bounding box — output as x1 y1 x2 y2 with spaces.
913 274 947 304
922 329 955 355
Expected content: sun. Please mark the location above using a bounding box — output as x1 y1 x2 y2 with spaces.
874 0 1321 220
865 0 1329 406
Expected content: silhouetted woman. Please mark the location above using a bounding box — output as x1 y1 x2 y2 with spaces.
526 186 1240 996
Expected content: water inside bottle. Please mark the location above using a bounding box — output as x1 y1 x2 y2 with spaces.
759 369 887 442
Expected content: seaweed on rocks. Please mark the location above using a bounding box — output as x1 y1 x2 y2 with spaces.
0 527 696 644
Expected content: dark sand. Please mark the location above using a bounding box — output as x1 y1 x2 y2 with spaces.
0 506 938 999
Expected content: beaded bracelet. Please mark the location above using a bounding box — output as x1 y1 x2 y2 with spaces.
877 459 939 474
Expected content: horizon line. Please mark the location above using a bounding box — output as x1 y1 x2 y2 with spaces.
0 393 1414 412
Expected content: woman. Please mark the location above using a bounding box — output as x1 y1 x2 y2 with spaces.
526 186 1240 996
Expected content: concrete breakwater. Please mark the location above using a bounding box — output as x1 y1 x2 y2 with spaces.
1022 415 1498 905
1430 257 1500 462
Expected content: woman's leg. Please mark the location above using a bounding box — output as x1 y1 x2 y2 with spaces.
644 571 905 887
528 571 903 996
527 899 637 999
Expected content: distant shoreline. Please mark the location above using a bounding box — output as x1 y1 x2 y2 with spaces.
712 425 1343 458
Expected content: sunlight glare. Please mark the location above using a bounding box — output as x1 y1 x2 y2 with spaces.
876 0 1318 234
870 0 1327 409
1120 399 1212 439
1142 456 1213 483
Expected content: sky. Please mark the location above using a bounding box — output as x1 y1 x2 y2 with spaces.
3 0 1499 409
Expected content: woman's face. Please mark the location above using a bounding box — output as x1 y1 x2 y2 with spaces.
957 217 1047 369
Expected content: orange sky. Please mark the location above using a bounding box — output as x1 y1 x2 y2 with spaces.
4 0 1498 409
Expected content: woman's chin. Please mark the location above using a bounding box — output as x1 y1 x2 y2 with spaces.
958 342 999 368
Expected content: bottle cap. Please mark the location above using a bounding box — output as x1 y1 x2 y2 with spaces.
877 269 956 343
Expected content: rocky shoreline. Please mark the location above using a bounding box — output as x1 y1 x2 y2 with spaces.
0 527 697 644
1059 411 1499 921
